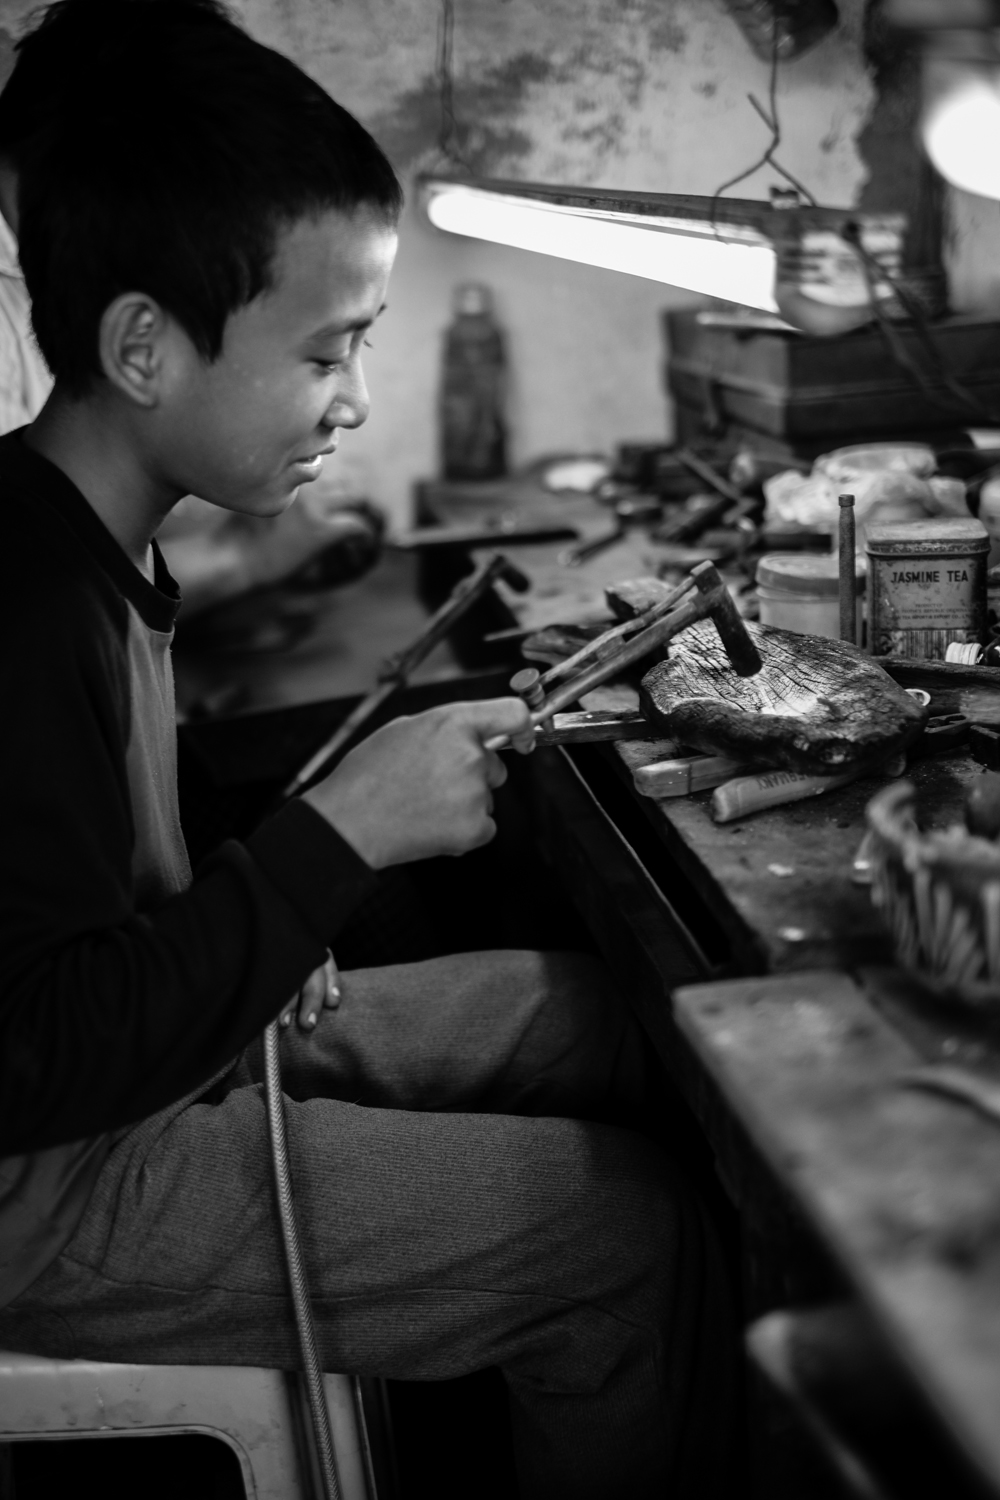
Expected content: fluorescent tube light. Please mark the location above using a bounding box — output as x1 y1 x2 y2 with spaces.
423 178 779 311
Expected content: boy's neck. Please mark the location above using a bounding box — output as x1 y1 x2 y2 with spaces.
25 391 181 581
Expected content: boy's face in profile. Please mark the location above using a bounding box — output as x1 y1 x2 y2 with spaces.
157 204 397 517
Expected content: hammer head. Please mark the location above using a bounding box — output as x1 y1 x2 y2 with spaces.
690 561 762 678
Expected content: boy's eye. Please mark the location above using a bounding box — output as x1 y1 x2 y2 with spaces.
312 339 371 373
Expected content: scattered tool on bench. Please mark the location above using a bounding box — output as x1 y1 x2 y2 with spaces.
654 449 752 546
486 561 762 751
282 552 530 798
392 519 578 550
710 754 908 823
558 494 663 567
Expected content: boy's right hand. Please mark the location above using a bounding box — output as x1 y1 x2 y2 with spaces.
303 699 535 869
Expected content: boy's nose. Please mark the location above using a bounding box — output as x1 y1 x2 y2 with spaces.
324 365 370 431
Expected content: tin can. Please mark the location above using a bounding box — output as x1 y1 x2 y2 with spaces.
866 518 988 659
756 553 863 641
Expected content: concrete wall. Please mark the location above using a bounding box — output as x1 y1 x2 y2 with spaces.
6 0 996 525
234 0 875 523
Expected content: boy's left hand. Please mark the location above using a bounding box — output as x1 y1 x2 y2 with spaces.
279 950 341 1031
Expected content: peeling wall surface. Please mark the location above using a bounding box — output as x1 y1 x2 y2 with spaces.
4 0 989 526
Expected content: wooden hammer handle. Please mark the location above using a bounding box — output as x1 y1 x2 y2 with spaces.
539 594 707 720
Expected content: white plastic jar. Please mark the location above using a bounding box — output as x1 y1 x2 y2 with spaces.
756 553 864 641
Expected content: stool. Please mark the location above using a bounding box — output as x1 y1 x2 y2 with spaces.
0 1349 373 1499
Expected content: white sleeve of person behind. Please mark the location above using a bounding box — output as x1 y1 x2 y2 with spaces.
0 214 53 434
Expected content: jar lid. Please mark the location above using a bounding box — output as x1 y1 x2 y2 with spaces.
866 518 989 555
756 552 864 597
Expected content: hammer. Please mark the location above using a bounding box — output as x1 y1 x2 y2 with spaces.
283 552 530 798
487 561 761 750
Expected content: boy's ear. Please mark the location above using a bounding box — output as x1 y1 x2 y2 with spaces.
97 293 171 408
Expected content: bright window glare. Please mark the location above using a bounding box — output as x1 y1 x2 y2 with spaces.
426 186 779 312
924 73 1000 200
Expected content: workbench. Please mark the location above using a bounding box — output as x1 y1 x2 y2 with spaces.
414 472 1000 1496
530 739 1000 1499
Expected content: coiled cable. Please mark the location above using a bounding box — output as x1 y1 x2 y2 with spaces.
263 1018 342 1500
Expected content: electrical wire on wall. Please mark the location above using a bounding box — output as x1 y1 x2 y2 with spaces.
709 27 817 234
434 0 469 171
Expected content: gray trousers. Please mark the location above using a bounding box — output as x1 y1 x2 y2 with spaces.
0 951 736 1498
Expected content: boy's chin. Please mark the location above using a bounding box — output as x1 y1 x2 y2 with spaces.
211 485 302 519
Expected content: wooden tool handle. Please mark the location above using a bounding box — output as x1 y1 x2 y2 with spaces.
538 574 697 692
538 594 706 719
633 753 753 799
711 768 862 823
711 755 906 823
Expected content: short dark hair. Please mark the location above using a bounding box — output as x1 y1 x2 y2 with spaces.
4 0 403 391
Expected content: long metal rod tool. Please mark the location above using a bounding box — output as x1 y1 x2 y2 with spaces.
282 552 528 799
839 493 857 645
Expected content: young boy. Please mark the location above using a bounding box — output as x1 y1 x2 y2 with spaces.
0 3 736 1494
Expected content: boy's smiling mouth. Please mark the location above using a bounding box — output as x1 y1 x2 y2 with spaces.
292 443 337 478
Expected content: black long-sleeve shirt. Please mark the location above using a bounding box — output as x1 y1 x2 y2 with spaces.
0 431 377 1304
